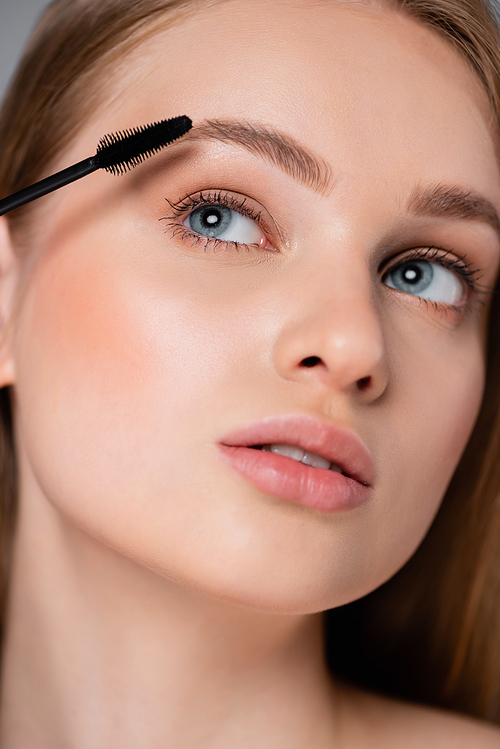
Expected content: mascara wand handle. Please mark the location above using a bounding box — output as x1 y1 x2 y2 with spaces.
0 157 98 217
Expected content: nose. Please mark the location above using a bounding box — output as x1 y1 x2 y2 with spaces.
272 264 389 401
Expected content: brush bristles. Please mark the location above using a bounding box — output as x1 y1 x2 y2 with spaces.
94 116 192 175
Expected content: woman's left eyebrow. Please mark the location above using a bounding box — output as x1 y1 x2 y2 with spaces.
182 118 336 196
407 182 500 243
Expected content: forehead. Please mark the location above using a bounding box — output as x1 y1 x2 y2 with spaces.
70 0 500 206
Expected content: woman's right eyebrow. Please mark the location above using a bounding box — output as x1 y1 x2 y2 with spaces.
183 118 337 196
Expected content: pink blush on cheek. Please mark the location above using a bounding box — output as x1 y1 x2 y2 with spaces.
12 245 170 502
11 245 183 537
24 252 152 400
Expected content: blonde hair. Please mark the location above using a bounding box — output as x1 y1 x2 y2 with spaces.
1 0 500 724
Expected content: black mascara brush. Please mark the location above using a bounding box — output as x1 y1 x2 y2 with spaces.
0 115 192 217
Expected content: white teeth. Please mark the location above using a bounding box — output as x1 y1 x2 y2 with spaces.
260 443 343 473
263 443 305 461
301 450 331 470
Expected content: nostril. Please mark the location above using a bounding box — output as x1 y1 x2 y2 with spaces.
300 356 322 368
357 376 371 391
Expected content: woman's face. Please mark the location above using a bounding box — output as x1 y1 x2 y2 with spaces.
8 0 500 612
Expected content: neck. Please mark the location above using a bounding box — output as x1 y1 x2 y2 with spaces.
0 472 340 748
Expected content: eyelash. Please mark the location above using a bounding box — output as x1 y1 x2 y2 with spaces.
383 245 489 316
160 190 491 315
160 190 269 253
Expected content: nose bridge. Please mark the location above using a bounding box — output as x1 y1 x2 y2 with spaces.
272 255 388 397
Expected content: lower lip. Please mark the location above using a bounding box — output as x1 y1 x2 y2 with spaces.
218 445 372 512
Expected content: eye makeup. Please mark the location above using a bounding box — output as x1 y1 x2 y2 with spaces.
160 189 277 253
382 246 483 292
381 245 488 315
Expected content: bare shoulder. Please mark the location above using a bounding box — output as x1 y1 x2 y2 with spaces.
336 679 500 748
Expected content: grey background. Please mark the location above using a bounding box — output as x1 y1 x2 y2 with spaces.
0 0 50 105
0 0 500 106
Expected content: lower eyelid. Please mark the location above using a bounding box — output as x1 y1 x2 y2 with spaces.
162 223 269 256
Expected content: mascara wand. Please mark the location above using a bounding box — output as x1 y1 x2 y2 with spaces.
0 115 192 217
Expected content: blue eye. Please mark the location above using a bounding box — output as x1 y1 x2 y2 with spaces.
384 259 464 305
184 204 264 245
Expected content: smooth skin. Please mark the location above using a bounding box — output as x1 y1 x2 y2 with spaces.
0 0 499 746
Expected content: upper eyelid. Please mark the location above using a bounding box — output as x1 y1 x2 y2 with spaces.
165 190 263 221
381 246 463 269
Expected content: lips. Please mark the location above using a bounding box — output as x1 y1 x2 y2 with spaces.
217 414 375 512
219 414 375 486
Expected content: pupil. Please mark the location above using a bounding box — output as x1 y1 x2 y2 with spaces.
202 209 222 227
403 264 421 284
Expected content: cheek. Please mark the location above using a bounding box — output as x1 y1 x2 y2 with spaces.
371 325 485 585
411 335 484 479
13 246 198 532
11 238 249 562
17 253 149 417
432 347 484 492
15 238 229 415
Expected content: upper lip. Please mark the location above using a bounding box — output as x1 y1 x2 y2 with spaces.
219 414 375 487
